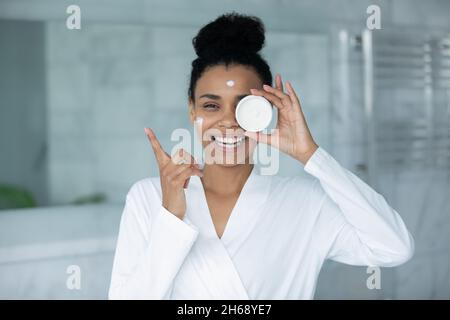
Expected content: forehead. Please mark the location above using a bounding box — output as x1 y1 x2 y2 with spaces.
195 64 262 98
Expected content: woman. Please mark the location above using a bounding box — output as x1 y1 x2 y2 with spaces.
109 13 414 299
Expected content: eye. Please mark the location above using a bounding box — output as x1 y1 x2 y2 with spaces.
203 104 219 111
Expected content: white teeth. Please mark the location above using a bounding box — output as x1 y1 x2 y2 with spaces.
215 140 243 149
214 136 244 144
213 135 245 150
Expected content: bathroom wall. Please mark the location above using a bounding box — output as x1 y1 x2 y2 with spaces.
0 20 48 206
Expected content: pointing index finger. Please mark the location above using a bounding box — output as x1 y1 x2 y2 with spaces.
144 127 169 166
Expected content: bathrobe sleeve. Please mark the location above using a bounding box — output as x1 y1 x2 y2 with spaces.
108 181 199 299
305 147 415 267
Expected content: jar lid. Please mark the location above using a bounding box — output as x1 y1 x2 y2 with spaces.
235 95 272 132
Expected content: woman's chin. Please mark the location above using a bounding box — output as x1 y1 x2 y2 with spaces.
203 153 252 167
204 157 250 167
217 162 246 167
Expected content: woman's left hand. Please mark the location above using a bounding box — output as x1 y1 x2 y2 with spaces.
245 74 319 165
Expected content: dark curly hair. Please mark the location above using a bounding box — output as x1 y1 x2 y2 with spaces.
188 12 273 101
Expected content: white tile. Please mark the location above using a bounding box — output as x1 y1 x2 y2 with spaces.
392 0 450 28
151 26 197 58
91 85 154 137
45 21 90 63
152 55 193 110
315 260 388 299
88 24 152 59
91 137 156 201
265 32 330 106
47 62 91 110
393 171 450 254
89 57 154 87
49 108 93 138
433 253 450 299
49 136 94 164
394 254 435 299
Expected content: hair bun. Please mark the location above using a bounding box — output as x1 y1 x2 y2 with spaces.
192 12 266 59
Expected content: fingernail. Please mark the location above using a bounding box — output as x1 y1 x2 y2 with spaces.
144 128 149 134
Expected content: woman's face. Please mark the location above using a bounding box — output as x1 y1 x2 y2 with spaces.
189 64 262 167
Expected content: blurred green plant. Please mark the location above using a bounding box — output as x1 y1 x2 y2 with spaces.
70 193 106 205
0 184 37 210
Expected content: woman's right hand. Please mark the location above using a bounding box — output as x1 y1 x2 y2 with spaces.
144 127 203 219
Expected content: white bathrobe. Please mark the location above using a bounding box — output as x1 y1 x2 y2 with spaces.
108 147 414 299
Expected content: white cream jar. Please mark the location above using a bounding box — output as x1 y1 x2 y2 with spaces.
235 95 272 132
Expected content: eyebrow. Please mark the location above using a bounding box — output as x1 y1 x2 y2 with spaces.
199 93 249 101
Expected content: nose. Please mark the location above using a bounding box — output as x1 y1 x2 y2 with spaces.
219 104 239 128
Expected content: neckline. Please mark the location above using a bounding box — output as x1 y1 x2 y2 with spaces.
190 166 257 243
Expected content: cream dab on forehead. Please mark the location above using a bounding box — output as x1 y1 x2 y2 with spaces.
226 80 235 87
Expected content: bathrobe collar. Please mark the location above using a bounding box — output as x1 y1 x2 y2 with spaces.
186 166 271 247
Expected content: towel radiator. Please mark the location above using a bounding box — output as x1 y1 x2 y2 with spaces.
359 30 450 185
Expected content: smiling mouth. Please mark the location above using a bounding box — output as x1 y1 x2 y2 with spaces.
211 135 245 148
